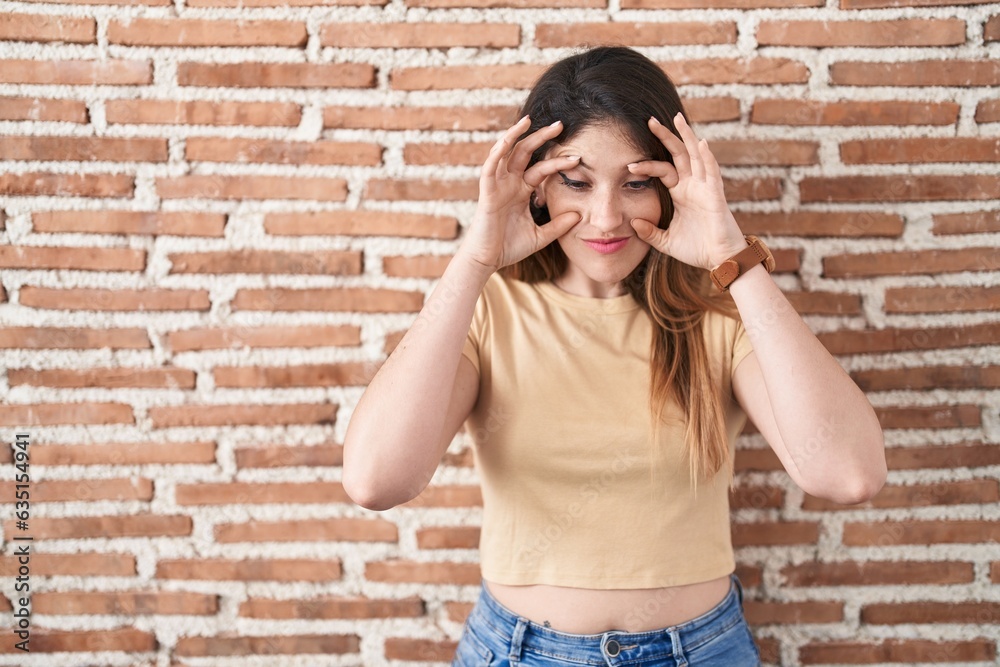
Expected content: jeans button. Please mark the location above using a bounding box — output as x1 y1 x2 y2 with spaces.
605 639 620 656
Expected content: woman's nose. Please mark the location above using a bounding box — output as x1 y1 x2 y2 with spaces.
590 191 623 232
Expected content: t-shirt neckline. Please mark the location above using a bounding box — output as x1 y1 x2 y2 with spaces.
534 280 642 313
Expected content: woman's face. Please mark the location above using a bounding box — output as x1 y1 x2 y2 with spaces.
537 122 661 298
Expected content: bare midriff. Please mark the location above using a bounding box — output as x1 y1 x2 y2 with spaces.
483 574 732 635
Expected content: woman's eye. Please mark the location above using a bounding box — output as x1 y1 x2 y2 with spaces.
626 179 654 190
558 172 587 190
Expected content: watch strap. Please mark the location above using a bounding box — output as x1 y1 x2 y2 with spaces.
710 235 775 291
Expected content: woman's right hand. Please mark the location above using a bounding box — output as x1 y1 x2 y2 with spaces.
458 115 583 274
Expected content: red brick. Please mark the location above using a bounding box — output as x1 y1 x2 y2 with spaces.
735 211 903 237
178 62 374 88
862 601 1000 625
33 591 216 615
799 638 996 664
831 60 1000 86
176 482 351 505
724 177 782 201
157 175 348 201
663 57 809 84
780 560 975 587
985 14 1000 41
843 519 1000 546
404 141 490 166
0 327 149 349
409 0 600 5
32 441 216 466
804 479 998 510
535 22 736 48
264 210 458 239
876 404 980 429
886 442 1000 470
842 0 994 7
0 478 153 502
107 99 301 126
0 246 144 271
321 22 519 47
108 18 306 46
0 14 96 43
391 64 546 91
732 521 820 546
885 285 1000 313
0 402 133 426
0 97 88 122
744 600 843 625
174 634 358 657
167 324 360 351
215 517 397 542
730 485 784 510
214 362 378 388
993 561 1000 583
169 249 361 275
0 136 167 162
324 105 516 131
842 137 1000 164
685 97 741 122
824 247 1000 277
366 559 481 585
933 210 1000 235
362 178 474 200
800 175 1000 202
231 287 422 312
851 365 1000 391
625 0 821 5
383 254 452 278
20 287 210 311
236 445 343 468
416 526 479 549
33 210 226 236
19 0 169 3
386 638 459 663
817 323 1000 355
0 628 156 654
157 558 342 582
977 98 1000 122
0 172 133 198
785 291 863 315
751 99 959 125
708 139 818 166
149 403 336 428
734 447 782 472
0 59 150 85
4 515 191 540
240 595 423 619
0 553 134 577
9 367 195 389
192 0 387 4
186 137 381 166
758 18 965 46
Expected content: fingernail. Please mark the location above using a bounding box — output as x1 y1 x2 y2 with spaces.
550 119 562 126
566 155 580 160
627 162 638 169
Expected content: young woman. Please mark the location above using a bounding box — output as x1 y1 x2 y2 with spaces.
344 46 886 666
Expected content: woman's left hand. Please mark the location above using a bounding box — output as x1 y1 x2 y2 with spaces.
627 112 749 271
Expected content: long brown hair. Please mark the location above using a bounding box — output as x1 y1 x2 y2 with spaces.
499 46 743 492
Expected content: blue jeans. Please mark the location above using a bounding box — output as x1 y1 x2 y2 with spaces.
453 573 761 666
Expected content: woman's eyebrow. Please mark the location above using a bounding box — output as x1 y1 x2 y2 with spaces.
565 157 652 173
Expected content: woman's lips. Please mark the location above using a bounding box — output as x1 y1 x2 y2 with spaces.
583 237 629 254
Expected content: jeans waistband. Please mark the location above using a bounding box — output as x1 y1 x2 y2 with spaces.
469 573 746 665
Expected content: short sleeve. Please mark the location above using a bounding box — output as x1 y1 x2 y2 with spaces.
461 287 488 376
731 316 754 377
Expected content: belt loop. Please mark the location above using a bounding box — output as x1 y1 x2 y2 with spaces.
669 628 687 667
509 617 528 663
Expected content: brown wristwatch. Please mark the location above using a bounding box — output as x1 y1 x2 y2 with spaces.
709 235 775 291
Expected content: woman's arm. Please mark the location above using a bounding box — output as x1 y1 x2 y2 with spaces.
342 251 492 511
729 265 886 504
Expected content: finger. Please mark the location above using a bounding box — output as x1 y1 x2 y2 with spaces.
673 112 705 181
627 160 679 189
523 154 581 188
698 137 722 182
505 119 565 175
648 116 690 181
535 209 581 248
630 217 670 254
483 115 531 181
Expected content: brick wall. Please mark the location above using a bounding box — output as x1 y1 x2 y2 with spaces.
0 0 998 665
